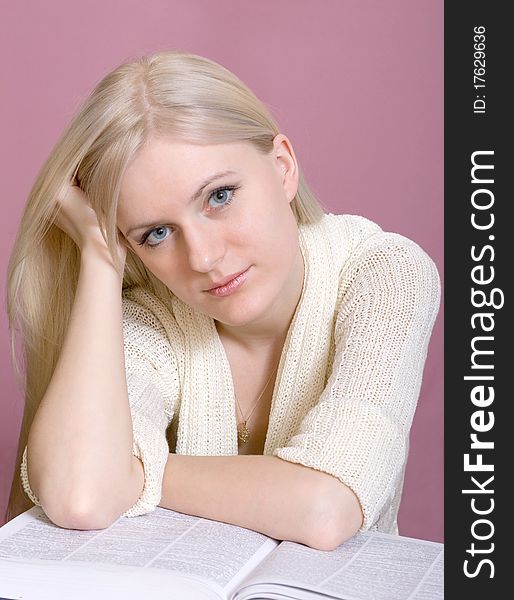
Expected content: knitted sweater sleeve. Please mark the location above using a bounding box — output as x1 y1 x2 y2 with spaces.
20 296 178 518
273 233 441 531
119 297 178 516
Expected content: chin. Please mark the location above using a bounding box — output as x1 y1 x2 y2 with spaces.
208 293 270 327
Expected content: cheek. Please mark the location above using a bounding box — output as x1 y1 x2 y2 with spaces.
239 188 285 235
130 249 177 284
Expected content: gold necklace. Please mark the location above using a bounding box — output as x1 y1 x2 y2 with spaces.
235 364 279 445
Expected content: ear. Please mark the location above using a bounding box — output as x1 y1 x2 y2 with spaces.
271 133 299 203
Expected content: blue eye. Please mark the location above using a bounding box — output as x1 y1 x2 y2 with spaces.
207 186 237 208
138 226 171 248
137 185 239 250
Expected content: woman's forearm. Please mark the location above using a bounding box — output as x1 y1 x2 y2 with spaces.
26 244 143 527
159 454 360 550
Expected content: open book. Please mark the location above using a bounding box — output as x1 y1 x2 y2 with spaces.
0 506 443 600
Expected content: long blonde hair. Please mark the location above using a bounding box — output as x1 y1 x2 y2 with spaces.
4 49 326 523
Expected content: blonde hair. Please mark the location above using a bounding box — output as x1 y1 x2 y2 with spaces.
4 49 326 523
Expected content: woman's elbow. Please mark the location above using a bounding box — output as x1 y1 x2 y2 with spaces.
42 495 117 531
37 462 144 530
307 481 363 552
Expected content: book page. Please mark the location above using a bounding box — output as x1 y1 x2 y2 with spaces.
0 506 278 600
233 531 443 600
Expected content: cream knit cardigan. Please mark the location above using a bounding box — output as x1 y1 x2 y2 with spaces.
21 213 441 535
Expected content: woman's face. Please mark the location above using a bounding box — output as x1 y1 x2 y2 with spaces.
117 134 302 331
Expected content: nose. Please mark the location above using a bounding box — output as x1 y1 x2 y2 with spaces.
181 223 225 274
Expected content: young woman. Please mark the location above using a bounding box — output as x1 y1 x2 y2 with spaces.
5 50 440 551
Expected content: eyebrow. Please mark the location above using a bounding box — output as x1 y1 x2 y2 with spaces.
125 169 238 236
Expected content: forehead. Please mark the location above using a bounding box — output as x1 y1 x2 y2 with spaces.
119 137 265 198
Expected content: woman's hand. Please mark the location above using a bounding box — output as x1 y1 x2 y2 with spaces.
55 182 127 268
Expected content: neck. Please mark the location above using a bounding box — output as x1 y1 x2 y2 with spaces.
215 246 305 352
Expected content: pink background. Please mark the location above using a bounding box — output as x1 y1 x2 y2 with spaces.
0 1 443 541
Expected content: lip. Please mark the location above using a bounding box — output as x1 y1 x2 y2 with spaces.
205 267 251 297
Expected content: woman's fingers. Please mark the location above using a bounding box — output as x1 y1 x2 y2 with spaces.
54 183 127 265
54 184 99 248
